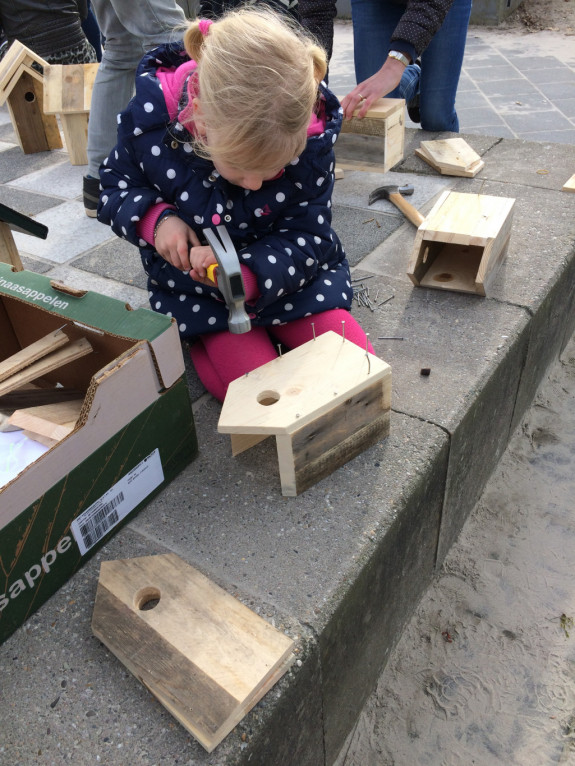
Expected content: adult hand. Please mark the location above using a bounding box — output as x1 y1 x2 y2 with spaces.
154 215 200 271
340 57 407 120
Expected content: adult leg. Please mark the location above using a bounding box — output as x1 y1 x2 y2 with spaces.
350 0 403 85
350 0 420 102
418 0 472 132
87 0 186 179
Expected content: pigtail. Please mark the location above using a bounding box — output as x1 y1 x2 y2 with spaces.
183 21 206 63
310 44 328 84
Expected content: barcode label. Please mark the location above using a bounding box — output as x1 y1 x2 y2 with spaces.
71 449 164 555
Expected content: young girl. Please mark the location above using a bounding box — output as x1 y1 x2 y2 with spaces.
97 7 373 402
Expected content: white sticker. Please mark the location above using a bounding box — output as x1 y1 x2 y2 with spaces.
71 449 164 555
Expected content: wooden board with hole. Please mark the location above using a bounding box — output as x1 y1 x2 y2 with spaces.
407 190 515 296
92 553 295 752
563 173 575 193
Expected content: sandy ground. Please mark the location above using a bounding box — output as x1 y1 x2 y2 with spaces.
335 330 575 765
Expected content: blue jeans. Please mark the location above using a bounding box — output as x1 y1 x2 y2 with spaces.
350 0 472 132
87 0 191 177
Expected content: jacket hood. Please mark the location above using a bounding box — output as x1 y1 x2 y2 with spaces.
119 41 343 160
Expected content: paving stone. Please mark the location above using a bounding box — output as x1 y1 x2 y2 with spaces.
11 201 114 262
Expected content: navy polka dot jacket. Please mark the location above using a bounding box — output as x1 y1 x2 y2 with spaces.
97 42 353 339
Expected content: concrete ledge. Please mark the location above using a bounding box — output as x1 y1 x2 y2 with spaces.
1 131 575 765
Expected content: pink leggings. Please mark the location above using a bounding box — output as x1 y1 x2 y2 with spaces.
190 309 374 402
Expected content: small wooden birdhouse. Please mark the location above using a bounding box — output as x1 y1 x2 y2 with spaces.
218 331 392 496
339 97 405 172
43 63 99 165
407 190 515 297
0 41 63 153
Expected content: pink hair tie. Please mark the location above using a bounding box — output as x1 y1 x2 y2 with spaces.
198 18 213 36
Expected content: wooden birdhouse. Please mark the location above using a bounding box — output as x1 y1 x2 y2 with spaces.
0 201 48 271
218 331 392 496
339 97 405 172
92 553 295 752
0 41 63 153
43 63 99 165
407 190 515 297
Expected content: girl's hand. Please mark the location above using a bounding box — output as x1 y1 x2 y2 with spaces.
189 245 217 286
340 58 406 120
154 215 200 271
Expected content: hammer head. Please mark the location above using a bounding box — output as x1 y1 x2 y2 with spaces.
203 226 252 334
368 182 414 206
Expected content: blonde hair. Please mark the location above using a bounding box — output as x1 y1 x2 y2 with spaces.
182 7 328 171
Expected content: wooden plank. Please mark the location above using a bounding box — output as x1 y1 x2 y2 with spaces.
562 173 575 193
0 387 85 410
0 328 71 383
92 554 295 752
289 378 390 496
0 337 92 396
9 399 84 440
21 429 58 448
43 63 98 114
0 223 23 270
229 433 269 456
60 113 89 165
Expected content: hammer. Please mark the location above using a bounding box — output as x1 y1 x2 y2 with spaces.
368 183 425 227
202 226 252 334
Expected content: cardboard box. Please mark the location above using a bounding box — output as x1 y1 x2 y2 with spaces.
0 265 198 644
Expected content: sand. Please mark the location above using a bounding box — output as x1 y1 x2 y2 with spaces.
336 330 575 765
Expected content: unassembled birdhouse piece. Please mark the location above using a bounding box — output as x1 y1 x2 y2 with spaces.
218 331 392 496
407 190 515 297
92 553 295 753
415 137 484 177
0 41 63 154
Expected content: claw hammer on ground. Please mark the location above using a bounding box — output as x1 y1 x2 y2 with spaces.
368 182 425 227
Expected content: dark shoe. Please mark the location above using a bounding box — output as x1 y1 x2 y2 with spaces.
407 58 421 124
407 93 421 124
83 175 100 218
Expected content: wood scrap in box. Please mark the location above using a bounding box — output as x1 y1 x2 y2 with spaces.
415 137 484 177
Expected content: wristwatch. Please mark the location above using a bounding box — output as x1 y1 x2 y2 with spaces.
388 50 411 67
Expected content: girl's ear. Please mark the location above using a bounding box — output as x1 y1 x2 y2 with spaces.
192 97 207 136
